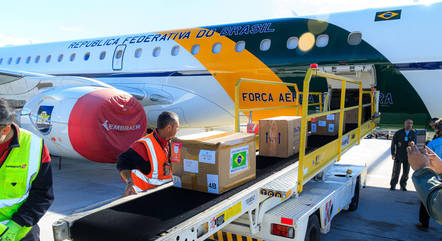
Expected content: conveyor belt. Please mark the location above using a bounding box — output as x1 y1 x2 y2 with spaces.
69 135 336 241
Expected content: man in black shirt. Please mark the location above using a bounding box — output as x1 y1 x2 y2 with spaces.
390 119 416 191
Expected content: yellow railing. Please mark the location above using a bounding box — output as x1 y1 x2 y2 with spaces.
296 68 377 193
234 78 300 132
308 92 325 112
233 70 378 194
363 90 378 118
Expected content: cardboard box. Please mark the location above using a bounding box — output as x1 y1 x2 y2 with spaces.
310 114 339 136
344 109 358 124
344 108 365 124
259 116 302 158
171 131 256 194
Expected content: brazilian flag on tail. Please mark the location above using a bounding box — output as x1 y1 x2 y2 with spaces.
375 10 401 21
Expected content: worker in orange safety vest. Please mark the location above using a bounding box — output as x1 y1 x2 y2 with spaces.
117 111 179 196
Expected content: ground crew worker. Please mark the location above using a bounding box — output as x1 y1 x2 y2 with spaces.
117 111 179 196
429 117 440 141
390 119 416 191
427 118 442 158
0 99 54 241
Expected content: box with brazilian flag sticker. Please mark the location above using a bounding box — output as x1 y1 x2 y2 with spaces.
171 131 256 194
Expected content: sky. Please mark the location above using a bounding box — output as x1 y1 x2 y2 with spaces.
0 0 438 46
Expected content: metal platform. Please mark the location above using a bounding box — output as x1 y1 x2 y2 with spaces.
268 181 342 221
67 153 300 241
260 162 299 198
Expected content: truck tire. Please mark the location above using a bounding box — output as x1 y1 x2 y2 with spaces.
348 176 360 211
304 214 320 241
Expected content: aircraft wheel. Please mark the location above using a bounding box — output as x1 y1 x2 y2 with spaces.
305 214 320 241
348 176 360 211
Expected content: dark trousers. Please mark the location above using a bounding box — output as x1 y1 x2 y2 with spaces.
390 158 410 188
21 225 39 241
419 202 430 227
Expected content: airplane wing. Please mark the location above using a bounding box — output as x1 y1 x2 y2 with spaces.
0 68 171 107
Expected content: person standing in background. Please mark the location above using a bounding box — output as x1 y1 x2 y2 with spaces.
390 119 416 191
417 117 440 231
429 118 439 141
407 142 442 225
427 118 442 158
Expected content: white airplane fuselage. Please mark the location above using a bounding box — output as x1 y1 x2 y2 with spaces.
0 3 440 162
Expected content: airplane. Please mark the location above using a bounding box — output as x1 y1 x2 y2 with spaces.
0 3 440 163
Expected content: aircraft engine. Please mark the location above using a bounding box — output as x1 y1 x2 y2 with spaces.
20 86 147 163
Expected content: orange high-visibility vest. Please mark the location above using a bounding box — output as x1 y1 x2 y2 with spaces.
131 133 172 191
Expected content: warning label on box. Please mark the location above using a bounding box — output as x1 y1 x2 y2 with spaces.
171 142 182 163
184 159 198 173
199 150 216 164
207 174 219 194
172 175 182 188
328 124 335 132
311 123 317 133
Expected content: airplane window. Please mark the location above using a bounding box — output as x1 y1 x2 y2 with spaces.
134 48 142 58
58 54 63 62
260 39 271 51
35 56 40 63
316 34 329 48
116 50 123 59
191 44 200 55
70 53 76 61
171 46 180 56
348 31 362 46
298 32 315 52
46 55 51 63
100 51 106 60
26 56 31 64
84 52 90 61
0 58 2 65
287 37 298 49
153 47 161 57
212 43 222 54
8 58 12 65
235 41 246 52
16 57 21 64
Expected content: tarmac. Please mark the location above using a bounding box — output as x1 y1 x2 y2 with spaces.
38 138 442 241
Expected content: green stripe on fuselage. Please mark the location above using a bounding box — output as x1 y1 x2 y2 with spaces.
374 64 430 125
205 18 431 125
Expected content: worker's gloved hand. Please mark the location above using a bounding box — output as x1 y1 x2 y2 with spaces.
124 181 138 196
1 221 21 241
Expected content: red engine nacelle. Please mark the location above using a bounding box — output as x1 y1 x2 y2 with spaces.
21 86 147 163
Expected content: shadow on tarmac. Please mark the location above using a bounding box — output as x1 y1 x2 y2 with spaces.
321 186 442 241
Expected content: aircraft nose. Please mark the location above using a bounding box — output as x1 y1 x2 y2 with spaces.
68 88 147 163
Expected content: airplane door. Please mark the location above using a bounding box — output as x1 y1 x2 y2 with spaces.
112 44 126 71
